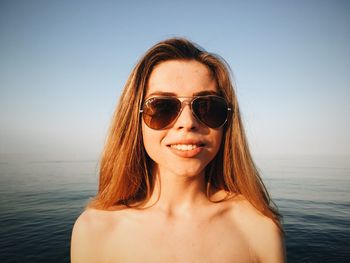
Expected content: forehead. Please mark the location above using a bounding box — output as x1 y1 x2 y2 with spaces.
146 60 218 97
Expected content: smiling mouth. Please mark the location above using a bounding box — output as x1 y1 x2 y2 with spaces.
169 144 204 151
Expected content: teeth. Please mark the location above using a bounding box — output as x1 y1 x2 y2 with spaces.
170 144 199 151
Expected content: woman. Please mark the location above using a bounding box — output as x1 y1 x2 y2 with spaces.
71 38 285 262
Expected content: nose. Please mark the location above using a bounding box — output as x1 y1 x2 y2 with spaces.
173 101 199 130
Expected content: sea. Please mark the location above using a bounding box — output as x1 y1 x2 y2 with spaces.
0 154 349 262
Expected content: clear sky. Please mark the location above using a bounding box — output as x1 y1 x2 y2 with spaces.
1 0 349 161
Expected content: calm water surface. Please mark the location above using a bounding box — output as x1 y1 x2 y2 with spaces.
0 155 349 262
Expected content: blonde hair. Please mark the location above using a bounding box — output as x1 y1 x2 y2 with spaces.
89 38 282 231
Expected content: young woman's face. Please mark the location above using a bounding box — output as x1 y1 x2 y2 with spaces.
141 60 223 177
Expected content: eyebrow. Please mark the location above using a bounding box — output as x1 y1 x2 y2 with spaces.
147 90 220 98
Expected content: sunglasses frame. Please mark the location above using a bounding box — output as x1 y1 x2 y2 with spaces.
140 95 232 130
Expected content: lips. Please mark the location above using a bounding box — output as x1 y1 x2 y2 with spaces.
166 141 205 158
170 144 199 151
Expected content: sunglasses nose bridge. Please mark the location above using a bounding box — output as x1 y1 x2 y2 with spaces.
177 98 197 117
174 98 198 124
179 99 192 110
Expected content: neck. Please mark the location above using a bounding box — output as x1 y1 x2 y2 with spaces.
144 166 210 217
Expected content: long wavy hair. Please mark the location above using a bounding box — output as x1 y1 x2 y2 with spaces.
89 37 282 231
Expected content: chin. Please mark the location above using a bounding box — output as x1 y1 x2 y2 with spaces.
149 153 215 178
162 162 207 178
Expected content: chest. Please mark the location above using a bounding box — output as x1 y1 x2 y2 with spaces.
100 216 255 263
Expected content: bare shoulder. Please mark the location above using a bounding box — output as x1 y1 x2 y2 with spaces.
72 208 114 236
70 208 121 263
225 195 285 263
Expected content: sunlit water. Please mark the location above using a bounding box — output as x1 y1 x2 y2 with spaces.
0 155 349 262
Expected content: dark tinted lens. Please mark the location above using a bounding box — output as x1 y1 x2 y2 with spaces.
142 97 181 129
192 96 228 128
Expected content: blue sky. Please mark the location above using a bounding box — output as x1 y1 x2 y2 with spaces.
1 0 349 161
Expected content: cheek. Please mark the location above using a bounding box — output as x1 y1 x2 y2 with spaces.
211 129 224 157
141 122 163 161
142 123 153 154
208 125 223 145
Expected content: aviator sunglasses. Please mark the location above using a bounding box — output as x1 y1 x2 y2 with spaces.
140 95 232 130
